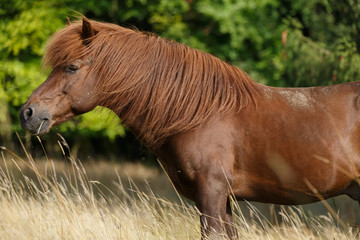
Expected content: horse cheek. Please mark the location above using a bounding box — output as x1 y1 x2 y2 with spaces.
71 93 97 115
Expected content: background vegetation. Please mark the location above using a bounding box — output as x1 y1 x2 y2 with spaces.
1 0 360 160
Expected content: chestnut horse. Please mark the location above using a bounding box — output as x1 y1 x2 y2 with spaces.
20 18 360 239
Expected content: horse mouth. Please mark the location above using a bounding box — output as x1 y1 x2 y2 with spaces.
33 119 51 135
21 118 51 136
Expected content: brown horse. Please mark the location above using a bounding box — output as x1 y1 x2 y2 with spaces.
20 18 360 239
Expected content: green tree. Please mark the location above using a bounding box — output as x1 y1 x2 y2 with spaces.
282 0 360 86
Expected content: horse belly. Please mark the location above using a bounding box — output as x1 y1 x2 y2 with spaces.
231 136 358 204
231 110 359 204
231 170 320 204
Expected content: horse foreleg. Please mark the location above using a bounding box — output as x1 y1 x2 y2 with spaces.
196 177 238 239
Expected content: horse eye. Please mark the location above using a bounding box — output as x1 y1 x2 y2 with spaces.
65 64 80 74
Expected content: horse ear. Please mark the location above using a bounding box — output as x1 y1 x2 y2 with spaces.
81 17 97 45
66 17 71 25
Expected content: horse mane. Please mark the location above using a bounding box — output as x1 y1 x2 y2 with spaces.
44 19 262 148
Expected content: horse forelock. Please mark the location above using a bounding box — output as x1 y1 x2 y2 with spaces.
44 19 262 148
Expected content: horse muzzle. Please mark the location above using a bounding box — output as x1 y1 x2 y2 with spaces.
19 104 52 135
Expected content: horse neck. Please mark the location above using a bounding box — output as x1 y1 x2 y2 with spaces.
94 39 263 148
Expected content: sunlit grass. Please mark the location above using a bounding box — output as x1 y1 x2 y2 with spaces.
0 137 358 240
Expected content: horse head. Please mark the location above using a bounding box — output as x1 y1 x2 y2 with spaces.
19 18 98 135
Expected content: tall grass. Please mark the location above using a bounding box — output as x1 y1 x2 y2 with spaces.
0 136 358 240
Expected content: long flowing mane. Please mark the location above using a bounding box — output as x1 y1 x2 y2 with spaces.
44 20 262 148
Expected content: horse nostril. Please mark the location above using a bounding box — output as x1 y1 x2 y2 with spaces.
24 107 34 120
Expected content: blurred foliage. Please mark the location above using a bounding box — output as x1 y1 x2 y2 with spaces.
1 0 360 159
282 0 360 86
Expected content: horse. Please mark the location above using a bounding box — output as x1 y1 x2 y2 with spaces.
19 17 360 239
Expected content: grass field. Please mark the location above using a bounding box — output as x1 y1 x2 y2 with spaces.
0 138 359 239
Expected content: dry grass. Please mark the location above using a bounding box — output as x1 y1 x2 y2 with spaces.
0 137 359 240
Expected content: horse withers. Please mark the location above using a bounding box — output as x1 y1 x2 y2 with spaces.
20 18 360 239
